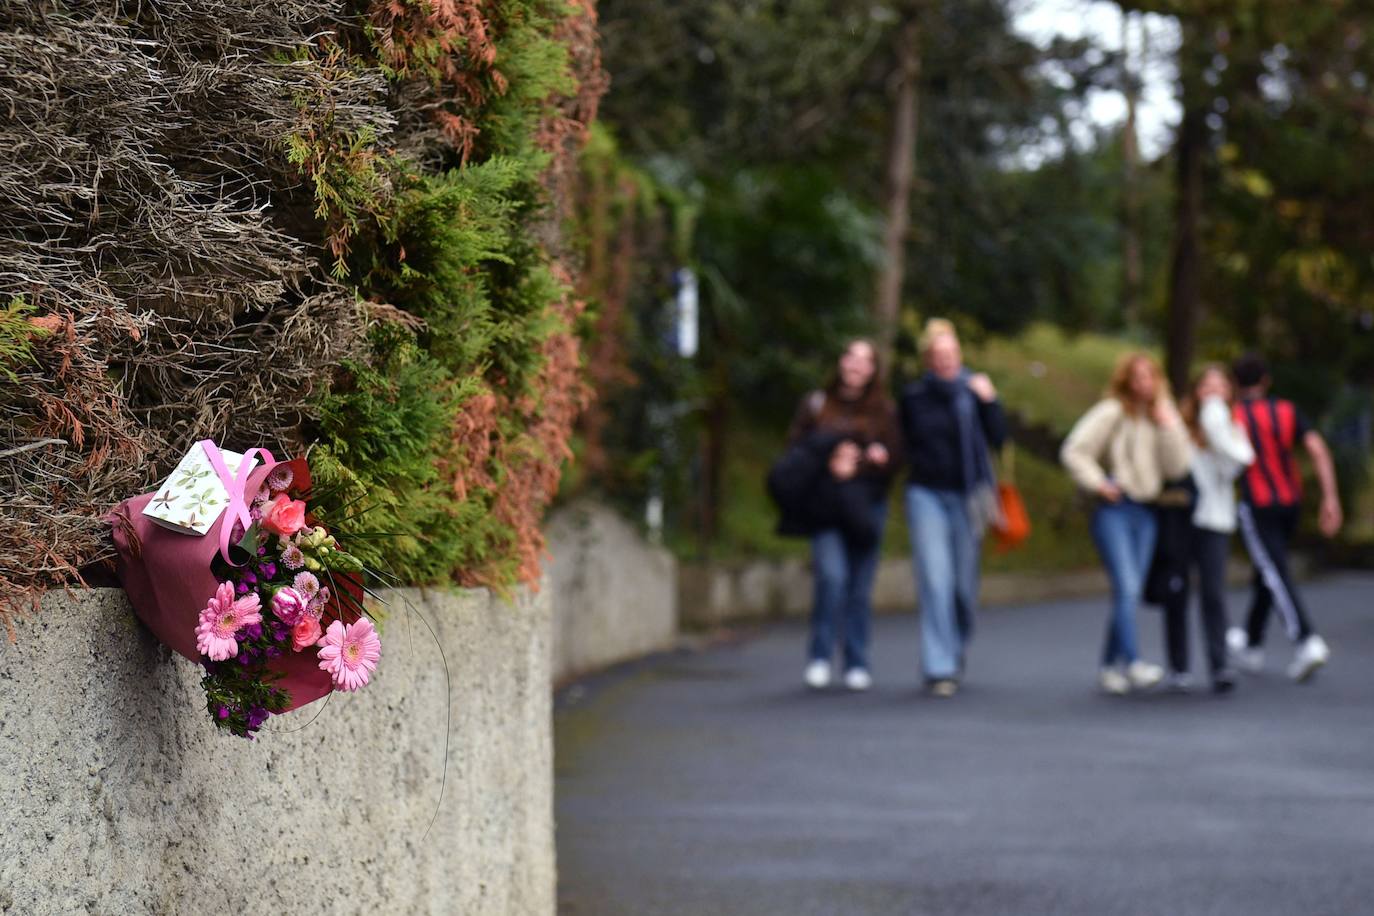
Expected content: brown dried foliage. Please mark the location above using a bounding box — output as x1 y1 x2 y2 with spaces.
535 0 608 237
454 269 590 589
0 1 390 630
367 0 502 162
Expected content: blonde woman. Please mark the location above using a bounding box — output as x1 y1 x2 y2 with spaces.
1061 353 1192 694
899 320 1005 697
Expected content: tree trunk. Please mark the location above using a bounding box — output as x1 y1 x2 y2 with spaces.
1165 23 1207 397
698 380 727 557
1120 12 1143 329
873 18 921 364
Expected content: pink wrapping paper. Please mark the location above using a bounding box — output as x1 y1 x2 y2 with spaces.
110 462 333 712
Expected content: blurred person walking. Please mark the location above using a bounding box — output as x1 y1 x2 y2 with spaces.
782 339 902 691
899 319 1006 698
1226 353 1342 681
1061 353 1192 695
1156 365 1254 693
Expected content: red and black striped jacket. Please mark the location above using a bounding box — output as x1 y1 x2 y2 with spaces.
1232 397 1310 508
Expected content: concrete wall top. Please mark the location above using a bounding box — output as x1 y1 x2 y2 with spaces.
0 586 554 916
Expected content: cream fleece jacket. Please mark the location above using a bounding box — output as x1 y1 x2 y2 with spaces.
1060 397 1193 503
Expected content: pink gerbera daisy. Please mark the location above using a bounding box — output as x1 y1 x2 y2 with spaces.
195 582 263 661
316 618 381 692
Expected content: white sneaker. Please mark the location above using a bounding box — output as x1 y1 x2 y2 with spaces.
1226 627 1248 653
1127 660 1164 690
1287 635 1330 682
1227 627 1265 673
843 668 872 691
1100 667 1130 695
1234 646 1265 674
804 660 831 690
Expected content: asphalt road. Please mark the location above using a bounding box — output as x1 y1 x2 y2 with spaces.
555 574 1374 916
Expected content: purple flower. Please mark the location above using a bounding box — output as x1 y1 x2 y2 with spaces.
257 546 267 557
216 706 230 720
243 571 257 586
237 654 251 666
245 622 263 640
235 582 250 596
259 562 277 580
266 465 294 493
293 572 320 600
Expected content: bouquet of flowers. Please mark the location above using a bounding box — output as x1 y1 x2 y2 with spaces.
112 442 382 739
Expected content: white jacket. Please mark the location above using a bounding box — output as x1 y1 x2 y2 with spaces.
1191 396 1255 533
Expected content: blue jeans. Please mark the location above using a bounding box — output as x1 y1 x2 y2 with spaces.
809 502 887 672
1091 499 1158 666
907 485 981 681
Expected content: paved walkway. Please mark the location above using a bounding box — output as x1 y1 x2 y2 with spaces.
555 574 1374 916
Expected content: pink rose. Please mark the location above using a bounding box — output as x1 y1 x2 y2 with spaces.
261 493 307 537
271 586 308 626
291 615 322 652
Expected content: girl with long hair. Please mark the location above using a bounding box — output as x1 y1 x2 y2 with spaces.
1158 364 1254 692
787 339 902 691
1061 353 1192 694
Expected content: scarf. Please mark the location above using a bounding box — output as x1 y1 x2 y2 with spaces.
928 370 1003 537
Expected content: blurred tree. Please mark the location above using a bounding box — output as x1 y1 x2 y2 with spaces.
1127 0 1374 404
594 0 1125 548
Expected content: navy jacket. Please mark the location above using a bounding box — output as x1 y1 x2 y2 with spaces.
899 376 1007 492
767 429 880 547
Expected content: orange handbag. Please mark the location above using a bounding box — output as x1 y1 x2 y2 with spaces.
992 445 1031 552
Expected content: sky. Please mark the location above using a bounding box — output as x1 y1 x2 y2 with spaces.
1012 0 1182 161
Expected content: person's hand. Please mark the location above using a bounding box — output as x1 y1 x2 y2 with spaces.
968 372 997 403
1318 495 1343 539
865 442 889 468
829 441 861 481
1098 480 1123 504
1151 397 1180 428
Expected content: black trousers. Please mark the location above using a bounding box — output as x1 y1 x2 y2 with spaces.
1236 503 1314 644
1161 527 1231 675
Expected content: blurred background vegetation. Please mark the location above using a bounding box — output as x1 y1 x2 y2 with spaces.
569 0 1374 571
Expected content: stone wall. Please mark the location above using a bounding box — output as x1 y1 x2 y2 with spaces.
545 501 678 683
0 586 554 916
678 556 1269 629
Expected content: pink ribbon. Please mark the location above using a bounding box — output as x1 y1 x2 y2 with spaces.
200 439 278 566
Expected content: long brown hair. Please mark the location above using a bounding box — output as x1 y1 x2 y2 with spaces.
818 338 893 439
1181 363 1233 445
1107 351 1168 417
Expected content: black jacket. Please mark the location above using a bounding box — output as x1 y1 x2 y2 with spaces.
1144 476 1198 608
767 429 882 548
899 376 1007 491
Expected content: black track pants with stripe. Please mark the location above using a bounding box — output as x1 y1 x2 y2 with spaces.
1237 503 1314 645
